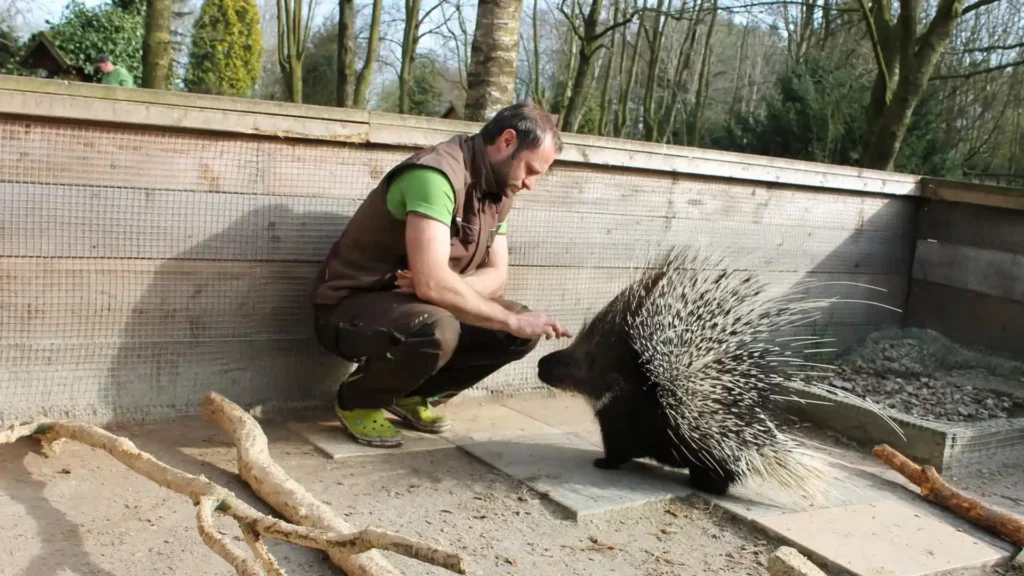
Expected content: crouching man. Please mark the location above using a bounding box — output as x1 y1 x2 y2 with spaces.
311 102 572 448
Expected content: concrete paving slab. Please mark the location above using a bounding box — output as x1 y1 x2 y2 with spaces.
456 432 694 520
439 400 564 444
500 394 603 446
754 499 1015 576
288 420 453 459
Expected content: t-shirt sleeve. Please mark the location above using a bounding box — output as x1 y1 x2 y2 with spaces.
497 217 508 235
385 167 456 225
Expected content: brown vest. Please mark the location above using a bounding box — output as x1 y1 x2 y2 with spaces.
312 133 514 306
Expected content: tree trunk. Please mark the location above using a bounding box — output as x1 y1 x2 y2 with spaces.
555 0 580 123
531 0 545 106
142 0 173 89
860 0 968 170
336 0 356 107
615 6 645 138
464 0 525 121
596 0 621 135
641 0 668 141
658 0 701 143
353 0 383 108
560 0 605 131
727 21 750 117
685 0 717 146
288 54 303 103
277 0 314 104
399 0 423 114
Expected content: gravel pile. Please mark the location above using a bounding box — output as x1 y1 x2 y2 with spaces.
813 328 1024 423
823 369 1023 422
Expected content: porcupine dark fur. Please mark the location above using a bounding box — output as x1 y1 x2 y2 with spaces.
536 246 903 499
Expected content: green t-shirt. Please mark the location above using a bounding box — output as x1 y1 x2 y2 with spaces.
101 66 134 87
386 167 508 234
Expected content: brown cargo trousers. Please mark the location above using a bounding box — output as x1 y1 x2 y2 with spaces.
313 291 541 410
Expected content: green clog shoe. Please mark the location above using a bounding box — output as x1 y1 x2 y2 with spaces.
386 395 451 433
334 402 404 448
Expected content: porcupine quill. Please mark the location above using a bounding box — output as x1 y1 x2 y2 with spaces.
536 245 904 503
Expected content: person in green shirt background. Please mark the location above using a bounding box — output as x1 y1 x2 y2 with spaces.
94 54 134 87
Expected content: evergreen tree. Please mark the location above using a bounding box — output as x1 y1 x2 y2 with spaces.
184 0 263 97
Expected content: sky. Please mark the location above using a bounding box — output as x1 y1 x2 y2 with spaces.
20 0 103 33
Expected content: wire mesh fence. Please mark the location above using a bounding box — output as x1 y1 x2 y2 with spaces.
0 114 913 426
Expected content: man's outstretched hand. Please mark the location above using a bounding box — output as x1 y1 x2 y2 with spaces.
507 311 572 340
395 269 571 340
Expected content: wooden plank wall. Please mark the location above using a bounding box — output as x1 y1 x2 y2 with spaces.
904 178 1024 359
0 77 919 425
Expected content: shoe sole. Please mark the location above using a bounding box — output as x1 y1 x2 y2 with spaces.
385 406 452 434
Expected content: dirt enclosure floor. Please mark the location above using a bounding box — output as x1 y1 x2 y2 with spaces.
1 410 1021 576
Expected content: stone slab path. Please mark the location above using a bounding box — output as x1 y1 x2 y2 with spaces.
289 394 1019 575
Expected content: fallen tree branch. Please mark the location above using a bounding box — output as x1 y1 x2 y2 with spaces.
2 411 468 575
197 496 263 576
872 444 1024 547
200 391 469 575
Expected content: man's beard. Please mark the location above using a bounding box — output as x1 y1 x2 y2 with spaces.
490 153 517 195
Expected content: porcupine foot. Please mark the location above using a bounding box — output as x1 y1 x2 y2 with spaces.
687 465 737 496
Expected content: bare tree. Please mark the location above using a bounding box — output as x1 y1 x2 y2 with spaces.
337 0 356 106
397 0 447 113
557 0 639 131
857 0 1007 170
277 0 317 103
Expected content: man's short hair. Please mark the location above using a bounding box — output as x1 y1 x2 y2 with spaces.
479 101 563 154
94 54 111 64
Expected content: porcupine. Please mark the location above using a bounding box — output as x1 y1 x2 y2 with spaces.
536 246 903 499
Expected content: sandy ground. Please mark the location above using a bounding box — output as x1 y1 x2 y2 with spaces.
1 414 779 576
1 411 1020 576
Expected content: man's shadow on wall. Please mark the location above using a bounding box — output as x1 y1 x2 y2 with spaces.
105 204 352 424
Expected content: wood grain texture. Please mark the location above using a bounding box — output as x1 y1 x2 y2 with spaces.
0 322 888 426
1 258 905 345
0 119 914 229
912 240 1024 302
921 177 1024 212
0 75 919 195
0 182 913 274
916 198 1024 255
904 279 1024 358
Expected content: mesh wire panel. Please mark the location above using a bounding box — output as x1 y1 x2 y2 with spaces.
0 116 914 426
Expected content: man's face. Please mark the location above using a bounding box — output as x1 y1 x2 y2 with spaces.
489 128 557 195
96 61 113 74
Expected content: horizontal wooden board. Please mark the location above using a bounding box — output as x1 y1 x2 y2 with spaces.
0 321 891 425
0 74 372 124
0 183 913 274
0 76 919 196
905 279 1024 359
0 90 368 144
0 337 347 425
1 119 916 231
508 208 913 274
1 258 906 346
911 240 1024 302
917 198 1024 254
921 177 1024 212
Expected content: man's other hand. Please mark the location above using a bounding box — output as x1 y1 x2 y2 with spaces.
507 311 572 340
395 269 415 294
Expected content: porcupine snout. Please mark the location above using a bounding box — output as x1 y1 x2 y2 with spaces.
536 348 576 389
